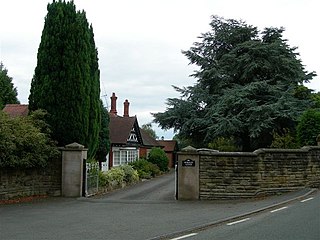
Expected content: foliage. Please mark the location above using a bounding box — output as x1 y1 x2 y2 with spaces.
0 111 59 168
141 123 158 139
208 137 240 152
153 16 315 151
99 165 139 189
297 109 320 146
95 102 110 163
270 128 298 149
119 165 139 184
148 147 169 172
311 92 320 109
0 62 19 109
129 158 161 179
28 0 102 158
103 167 125 187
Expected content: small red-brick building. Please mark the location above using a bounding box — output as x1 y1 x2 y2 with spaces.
107 93 162 169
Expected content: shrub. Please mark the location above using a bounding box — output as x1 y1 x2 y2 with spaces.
297 109 320 146
0 111 59 168
148 147 169 172
100 165 139 190
119 165 139 184
104 167 125 187
271 128 298 149
208 137 240 152
130 158 161 178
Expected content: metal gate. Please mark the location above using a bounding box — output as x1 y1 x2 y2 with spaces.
83 161 99 197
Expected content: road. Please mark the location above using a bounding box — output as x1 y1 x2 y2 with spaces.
0 171 318 240
174 192 320 240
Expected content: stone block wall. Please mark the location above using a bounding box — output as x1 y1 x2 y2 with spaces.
199 147 320 200
0 157 61 200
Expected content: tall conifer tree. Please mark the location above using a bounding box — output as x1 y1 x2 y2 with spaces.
29 0 101 157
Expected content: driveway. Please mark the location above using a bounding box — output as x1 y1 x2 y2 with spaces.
0 171 316 240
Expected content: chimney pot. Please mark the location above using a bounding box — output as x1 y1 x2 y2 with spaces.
110 92 117 115
124 99 130 117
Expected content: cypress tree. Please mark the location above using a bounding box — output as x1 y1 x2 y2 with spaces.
29 0 101 157
0 63 19 109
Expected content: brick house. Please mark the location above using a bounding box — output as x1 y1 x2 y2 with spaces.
107 93 162 169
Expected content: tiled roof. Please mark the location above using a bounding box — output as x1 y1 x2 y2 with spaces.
140 128 162 147
158 140 178 152
109 114 137 144
3 104 29 117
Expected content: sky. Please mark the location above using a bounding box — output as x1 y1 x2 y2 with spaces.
1 0 319 139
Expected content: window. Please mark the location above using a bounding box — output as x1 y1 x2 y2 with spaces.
113 148 138 166
113 151 120 166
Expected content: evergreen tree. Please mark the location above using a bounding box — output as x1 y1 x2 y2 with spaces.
153 16 316 151
95 101 110 165
0 63 19 109
29 0 102 157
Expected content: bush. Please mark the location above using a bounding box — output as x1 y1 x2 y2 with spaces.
148 147 169 172
271 128 298 149
0 111 59 168
130 158 161 178
99 165 139 189
104 167 125 187
297 109 320 146
208 137 240 152
119 165 139 184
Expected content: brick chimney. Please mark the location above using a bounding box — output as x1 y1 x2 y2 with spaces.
123 99 130 117
110 92 117 115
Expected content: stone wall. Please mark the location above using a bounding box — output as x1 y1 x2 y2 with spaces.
0 157 61 200
199 146 320 200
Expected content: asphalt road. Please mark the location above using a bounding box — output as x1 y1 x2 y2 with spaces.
0 171 318 240
172 191 320 240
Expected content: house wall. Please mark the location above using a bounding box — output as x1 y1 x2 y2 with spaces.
178 147 320 200
0 157 61 200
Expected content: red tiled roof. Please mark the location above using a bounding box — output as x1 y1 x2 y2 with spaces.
158 140 178 152
3 104 29 117
109 114 137 144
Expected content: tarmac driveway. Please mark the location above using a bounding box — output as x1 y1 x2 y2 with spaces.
0 171 316 240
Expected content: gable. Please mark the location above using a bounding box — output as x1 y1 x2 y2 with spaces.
109 114 143 145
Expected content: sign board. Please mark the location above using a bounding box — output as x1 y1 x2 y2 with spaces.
182 159 195 167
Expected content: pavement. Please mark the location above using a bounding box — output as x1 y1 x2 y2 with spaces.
0 171 318 240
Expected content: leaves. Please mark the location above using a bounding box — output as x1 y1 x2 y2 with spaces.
153 16 315 150
29 1 102 157
0 112 59 168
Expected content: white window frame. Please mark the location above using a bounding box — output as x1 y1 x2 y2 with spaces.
112 147 139 167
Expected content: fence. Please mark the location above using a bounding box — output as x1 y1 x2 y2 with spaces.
83 161 99 197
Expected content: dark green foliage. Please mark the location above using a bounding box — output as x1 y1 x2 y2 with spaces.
28 0 101 158
148 147 169 172
311 92 320 109
129 158 161 178
0 63 19 109
153 16 316 151
95 101 110 164
0 111 59 168
208 137 240 152
297 109 320 146
141 123 158 139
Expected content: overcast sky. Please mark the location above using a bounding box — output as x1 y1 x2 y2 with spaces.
1 0 319 139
